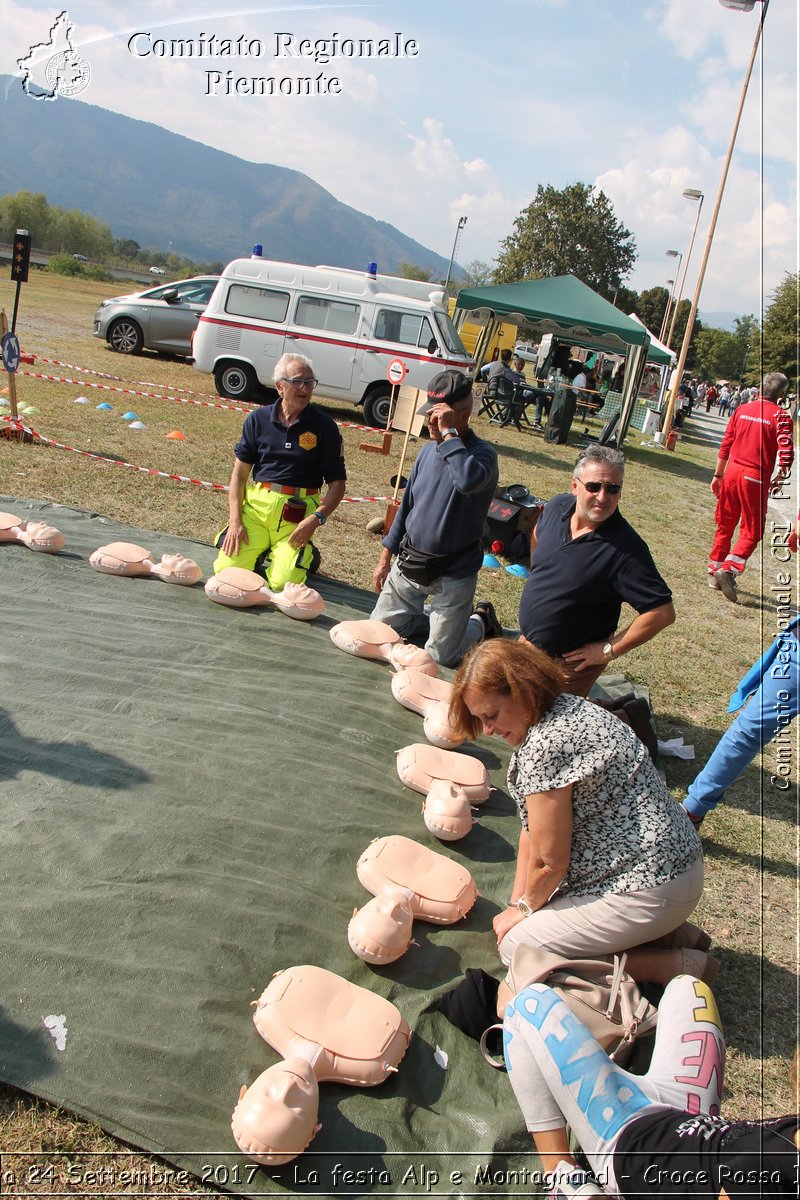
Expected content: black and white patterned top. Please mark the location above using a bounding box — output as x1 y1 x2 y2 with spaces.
507 694 702 898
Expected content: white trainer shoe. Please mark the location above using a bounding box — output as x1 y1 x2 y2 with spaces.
547 1159 607 1198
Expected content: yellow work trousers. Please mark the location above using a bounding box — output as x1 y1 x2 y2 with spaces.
213 483 318 591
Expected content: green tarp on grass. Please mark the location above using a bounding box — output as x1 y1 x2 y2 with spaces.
0 497 550 1198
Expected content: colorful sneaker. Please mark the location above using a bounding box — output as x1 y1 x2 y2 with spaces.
547 1160 607 1198
714 568 738 604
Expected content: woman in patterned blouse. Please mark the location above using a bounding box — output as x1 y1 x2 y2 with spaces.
448 638 711 987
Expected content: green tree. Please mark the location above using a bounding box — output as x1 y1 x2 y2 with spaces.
0 191 52 245
462 259 494 288
398 262 433 282
613 284 639 313
637 286 670 338
690 327 741 382
493 182 637 300
729 314 760 387
47 253 83 277
112 237 141 259
761 273 798 390
669 299 701 358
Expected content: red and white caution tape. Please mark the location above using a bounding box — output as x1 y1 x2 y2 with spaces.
1 415 229 490
20 365 386 432
19 369 253 414
1 414 390 503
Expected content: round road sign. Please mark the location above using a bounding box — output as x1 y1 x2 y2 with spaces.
1 332 21 374
387 359 407 386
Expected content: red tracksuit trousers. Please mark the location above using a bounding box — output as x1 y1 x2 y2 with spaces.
709 460 770 575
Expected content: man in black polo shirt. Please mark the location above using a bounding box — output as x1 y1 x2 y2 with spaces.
519 445 674 696
213 353 346 590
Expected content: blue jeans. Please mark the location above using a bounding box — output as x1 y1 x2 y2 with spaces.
370 560 483 667
684 631 799 819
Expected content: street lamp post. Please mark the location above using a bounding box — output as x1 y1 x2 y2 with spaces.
659 252 681 341
444 216 467 295
662 0 769 440
666 189 705 349
658 280 676 342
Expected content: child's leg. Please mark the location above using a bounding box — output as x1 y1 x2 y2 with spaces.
503 985 657 1187
641 974 725 1116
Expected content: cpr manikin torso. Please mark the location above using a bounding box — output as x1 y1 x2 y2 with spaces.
89 542 202 585
348 835 478 964
206 567 325 620
329 619 437 676
395 743 492 804
0 511 65 553
233 965 410 1164
391 670 462 748
395 743 491 842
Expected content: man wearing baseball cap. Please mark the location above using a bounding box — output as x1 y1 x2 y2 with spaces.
370 369 501 667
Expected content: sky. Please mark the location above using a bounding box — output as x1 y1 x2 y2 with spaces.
3 0 797 319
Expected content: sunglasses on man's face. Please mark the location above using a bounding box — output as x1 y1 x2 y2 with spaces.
577 479 622 495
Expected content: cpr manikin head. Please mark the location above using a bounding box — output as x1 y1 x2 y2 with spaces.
0 512 65 553
391 670 462 749
205 569 325 619
348 887 415 965
21 521 66 553
152 552 203 584
329 619 438 676
422 779 474 841
232 1057 320 1166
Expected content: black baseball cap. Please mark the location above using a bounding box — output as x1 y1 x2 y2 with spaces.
417 369 473 415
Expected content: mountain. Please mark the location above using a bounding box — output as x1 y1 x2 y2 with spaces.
0 75 451 275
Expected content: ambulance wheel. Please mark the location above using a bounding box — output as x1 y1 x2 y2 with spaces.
215 362 257 400
363 387 392 430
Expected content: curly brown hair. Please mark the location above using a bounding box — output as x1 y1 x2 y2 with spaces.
448 639 564 742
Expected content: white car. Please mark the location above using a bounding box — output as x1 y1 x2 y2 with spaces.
149 266 166 275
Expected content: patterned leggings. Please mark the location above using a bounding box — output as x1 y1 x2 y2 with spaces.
503 975 725 1195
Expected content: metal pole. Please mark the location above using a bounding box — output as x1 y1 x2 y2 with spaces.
444 216 467 295
662 0 768 439
666 193 705 348
658 278 677 342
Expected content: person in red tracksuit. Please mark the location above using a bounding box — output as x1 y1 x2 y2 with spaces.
708 371 793 603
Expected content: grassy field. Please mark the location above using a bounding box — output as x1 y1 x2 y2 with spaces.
0 268 797 1193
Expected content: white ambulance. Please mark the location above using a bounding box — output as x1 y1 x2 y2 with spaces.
191 257 473 427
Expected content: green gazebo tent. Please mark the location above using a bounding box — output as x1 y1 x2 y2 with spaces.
453 275 653 440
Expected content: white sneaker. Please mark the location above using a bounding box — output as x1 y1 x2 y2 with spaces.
547 1160 607 1198
708 573 721 589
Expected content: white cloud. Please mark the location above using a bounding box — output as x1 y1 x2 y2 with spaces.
3 0 795 313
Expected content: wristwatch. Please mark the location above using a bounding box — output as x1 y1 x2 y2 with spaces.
603 641 616 660
314 510 327 526
442 427 459 439
515 898 534 917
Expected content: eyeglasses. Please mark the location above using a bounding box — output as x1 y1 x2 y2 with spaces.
576 479 622 495
282 376 318 389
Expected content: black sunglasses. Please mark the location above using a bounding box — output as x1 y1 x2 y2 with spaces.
577 479 622 495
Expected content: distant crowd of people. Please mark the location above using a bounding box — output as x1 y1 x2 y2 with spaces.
211 356 798 1198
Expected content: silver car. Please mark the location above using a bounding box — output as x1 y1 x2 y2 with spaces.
93 276 219 356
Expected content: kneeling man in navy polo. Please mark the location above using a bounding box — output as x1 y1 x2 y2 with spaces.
519 444 674 697
214 353 346 589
